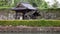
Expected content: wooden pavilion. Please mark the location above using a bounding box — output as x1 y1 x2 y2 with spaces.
12 2 40 20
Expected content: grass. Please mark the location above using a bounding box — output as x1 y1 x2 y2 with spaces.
0 6 13 9
0 20 60 27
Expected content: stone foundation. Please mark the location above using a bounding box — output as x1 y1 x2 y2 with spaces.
0 26 60 32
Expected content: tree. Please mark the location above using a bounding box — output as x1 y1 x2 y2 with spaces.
0 0 49 9
39 0 49 9
52 0 59 8
28 0 49 9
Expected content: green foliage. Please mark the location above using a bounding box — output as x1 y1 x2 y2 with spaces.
0 0 12 6
52 0 59 8
28 0 49 9
0 0 59 9
0 0 49 9
0 20 60 27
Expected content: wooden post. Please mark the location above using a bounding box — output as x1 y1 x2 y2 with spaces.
15 11 17 19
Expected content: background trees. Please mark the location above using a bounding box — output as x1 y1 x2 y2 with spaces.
0 0 13 6
52 0 59 8
0 0 60 9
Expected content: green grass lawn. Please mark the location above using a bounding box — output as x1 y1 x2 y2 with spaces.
0 6 13 9
0 20 60 27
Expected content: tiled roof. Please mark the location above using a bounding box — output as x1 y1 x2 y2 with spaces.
12 2 37 10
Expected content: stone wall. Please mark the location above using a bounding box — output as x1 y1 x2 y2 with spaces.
0 9 60 20
39 10 60 20
0 26 60 32
0 10 15 20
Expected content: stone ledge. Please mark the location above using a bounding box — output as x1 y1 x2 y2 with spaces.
0 26 60 32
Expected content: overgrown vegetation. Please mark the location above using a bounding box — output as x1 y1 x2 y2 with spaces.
0 0 49 9
0 20 60 27
0 0 14 9
0 0 59 9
